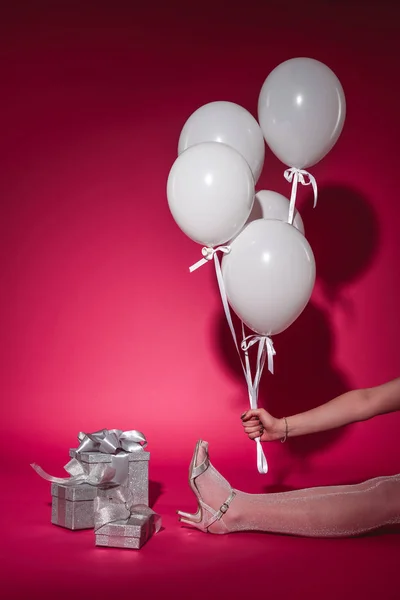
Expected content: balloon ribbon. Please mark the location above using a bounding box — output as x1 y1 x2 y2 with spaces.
284 167 318 226
190 247 275 474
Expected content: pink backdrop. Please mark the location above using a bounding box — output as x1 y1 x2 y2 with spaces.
1 4 400 597
0 0 400 600
2 1 400 480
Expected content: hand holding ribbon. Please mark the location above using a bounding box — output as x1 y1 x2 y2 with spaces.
240 330 275 474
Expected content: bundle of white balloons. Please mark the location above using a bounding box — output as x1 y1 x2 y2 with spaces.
167 57 346 473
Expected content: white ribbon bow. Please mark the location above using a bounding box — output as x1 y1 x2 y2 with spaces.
189 245 231 273
284 167 318 226
241 334 276 375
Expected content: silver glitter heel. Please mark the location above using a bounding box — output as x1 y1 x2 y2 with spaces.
177 440 236 532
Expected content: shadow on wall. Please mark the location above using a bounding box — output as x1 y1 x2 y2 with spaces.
302 183 380 301
149 480 164 507
211 183 380 464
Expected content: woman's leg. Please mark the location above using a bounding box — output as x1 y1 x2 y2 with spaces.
191 445 400 537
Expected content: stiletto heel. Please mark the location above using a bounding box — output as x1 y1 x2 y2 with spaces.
176 508 201 520
178 515 197 525
176 439 207 522
177 439 236 533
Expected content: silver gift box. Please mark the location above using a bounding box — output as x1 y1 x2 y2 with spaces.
95 514 157 549
51 482 97 530
69 447 150 506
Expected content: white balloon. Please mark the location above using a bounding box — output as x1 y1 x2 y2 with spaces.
222 219 315 335
178 101 265 183
248 190 305 235
167 142 255 247
258 58 346 169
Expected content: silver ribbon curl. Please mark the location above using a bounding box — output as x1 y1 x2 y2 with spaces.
31 428 147 487
31 457 120 487
94 486 161 535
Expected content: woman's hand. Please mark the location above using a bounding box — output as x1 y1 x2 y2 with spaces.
241 378 400 443
241 408 285 442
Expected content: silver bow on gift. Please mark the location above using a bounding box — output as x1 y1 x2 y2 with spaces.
31 428 147 487
76 428 147 454
94 486 161 535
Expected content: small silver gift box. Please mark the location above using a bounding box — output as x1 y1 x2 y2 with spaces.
94 487 161 550
51 482 97 530
95 513 159 549
69 447 150 506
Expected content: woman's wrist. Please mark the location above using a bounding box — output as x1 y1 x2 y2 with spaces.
273 417 289 441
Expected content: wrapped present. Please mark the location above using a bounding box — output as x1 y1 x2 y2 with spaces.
94 486 161 549
51 482 97 530
31 428 150 529
69 428 150 505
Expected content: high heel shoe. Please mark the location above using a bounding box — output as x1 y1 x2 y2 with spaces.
176 439 205 522
177 439 236 533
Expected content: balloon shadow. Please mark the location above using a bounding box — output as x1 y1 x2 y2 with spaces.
301 183 380 302
212 301 350 464
210 182 379 472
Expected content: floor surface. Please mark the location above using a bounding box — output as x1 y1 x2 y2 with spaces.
3 445 400 600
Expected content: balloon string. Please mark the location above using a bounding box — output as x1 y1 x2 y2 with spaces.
213 254 269 474
190 250 269 474
288 172 299 226
284 167 318 225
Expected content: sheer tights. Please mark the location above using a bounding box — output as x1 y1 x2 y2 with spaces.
192 444 400 537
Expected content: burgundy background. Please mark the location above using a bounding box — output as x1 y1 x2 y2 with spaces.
1 1 399 599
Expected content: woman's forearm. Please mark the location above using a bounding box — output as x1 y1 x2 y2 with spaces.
284 389 369 438
283 378 400 438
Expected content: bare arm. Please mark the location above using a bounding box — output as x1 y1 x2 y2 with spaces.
242 378 400 441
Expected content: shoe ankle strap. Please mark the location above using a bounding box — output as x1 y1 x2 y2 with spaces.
201 490 236 528
216 490 236 520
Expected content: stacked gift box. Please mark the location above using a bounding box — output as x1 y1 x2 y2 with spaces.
51 482 97 530
32 428 161 549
